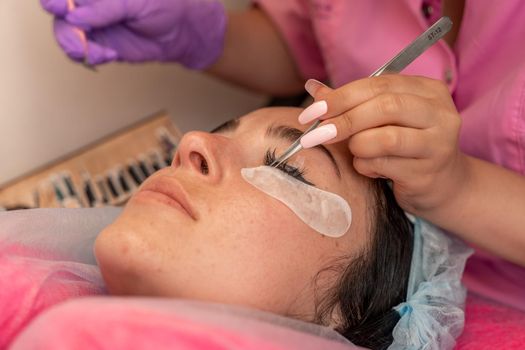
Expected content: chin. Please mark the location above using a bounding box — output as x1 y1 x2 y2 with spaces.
94 222 149 296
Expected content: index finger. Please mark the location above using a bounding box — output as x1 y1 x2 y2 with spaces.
300 75 438 125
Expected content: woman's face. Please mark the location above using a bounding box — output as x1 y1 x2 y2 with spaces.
95 107 372 320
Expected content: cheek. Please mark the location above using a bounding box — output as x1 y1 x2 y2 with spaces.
93 204 194 296
190 192 327 311
208 192 300 258
205 188 332 281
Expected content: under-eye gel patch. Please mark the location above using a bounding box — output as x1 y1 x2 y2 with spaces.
241 166 352 237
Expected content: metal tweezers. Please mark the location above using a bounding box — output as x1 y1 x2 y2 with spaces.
271 16 453 167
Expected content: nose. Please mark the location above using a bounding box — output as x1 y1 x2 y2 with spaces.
172 131 230 183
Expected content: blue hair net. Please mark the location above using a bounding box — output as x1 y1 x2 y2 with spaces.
388 217 473 350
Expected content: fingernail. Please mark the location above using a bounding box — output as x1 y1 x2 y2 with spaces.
300 124 337 148
298 100 327 124
304 79 327 97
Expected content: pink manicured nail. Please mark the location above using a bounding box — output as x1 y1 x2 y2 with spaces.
298 100 327 124
300 124 337 148
304 79 328 97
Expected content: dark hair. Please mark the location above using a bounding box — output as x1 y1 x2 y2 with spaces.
313 179 413 350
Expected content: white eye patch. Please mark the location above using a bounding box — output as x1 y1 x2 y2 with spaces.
241 166 352 238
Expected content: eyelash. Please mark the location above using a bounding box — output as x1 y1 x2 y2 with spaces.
263 149 314 186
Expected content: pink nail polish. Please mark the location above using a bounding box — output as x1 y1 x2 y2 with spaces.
298 100 328 124
300 124 337 148
304 79 327 97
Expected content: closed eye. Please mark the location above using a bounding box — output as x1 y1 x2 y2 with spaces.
264 149 315 186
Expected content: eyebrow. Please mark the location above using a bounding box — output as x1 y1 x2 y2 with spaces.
210 118 240 133
266 124 341 178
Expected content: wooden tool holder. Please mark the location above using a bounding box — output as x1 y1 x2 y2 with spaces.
0 112 182 210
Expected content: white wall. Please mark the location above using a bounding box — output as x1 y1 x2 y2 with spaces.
0 0 265 185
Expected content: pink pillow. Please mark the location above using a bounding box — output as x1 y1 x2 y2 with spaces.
455 293 525 349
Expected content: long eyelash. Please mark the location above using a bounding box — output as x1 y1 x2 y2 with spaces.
264 149 314 186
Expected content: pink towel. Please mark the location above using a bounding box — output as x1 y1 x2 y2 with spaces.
1 244 357 350
455 293 525 349
10 298 360 350
0 244 105 349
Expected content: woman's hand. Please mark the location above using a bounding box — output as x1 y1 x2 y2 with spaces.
299 76 468 215
40 0 226 68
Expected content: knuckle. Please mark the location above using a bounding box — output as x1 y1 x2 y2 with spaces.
340 110 353 132
332 88 348 104
377 93 404 115
369 76 393 96
381 128 401 153
372 156 389 173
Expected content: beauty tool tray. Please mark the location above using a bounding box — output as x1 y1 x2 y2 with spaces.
0 113 182 210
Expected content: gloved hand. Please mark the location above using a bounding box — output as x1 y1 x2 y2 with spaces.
40 0 227 68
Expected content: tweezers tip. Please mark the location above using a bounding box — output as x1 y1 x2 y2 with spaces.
82 62 98 72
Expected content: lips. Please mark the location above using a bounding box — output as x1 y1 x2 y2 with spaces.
137 176 197 220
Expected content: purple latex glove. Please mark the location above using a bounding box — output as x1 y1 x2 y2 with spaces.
40 0 227 68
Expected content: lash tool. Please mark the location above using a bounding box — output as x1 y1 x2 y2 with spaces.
271 16 453 167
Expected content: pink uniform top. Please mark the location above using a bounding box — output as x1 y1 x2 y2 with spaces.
254 0 525 310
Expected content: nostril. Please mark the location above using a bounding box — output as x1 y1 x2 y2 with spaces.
200 158 209 175
189 151 209 175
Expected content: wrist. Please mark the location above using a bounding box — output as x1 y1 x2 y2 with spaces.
173 0 227 70
410 152 473 221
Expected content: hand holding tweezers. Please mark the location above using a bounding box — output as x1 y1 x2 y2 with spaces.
271 16 453 167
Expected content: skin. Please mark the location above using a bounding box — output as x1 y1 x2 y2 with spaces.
94 107 372 321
